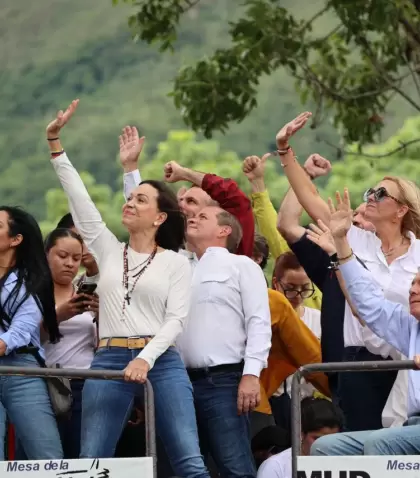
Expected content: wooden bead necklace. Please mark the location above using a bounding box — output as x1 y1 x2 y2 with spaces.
121 243 157 320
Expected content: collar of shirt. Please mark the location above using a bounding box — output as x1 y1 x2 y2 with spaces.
368 230 417 267
203 247 229 257
179 248 198 263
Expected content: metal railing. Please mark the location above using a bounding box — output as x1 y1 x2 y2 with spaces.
0 365 157 478
290 359 417 478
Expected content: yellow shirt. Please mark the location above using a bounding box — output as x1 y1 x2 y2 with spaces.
256 289 330 414
250 190 322 310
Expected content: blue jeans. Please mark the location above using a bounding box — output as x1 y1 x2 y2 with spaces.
311 418 420 455
0 353 63 460
192 370 256 478
80 346 209 478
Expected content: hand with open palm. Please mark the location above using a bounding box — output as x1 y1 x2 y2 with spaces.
46 99 79 139
306 220 336 255
276 112 312 149
329 189 353 239
119 126 145 170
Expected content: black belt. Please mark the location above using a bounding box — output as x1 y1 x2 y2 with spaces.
187 362 243 381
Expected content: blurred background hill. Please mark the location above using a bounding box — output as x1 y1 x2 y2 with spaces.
1 0 419 233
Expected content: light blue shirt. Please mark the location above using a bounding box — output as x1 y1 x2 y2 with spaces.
0 272 43 356
340 258 420 417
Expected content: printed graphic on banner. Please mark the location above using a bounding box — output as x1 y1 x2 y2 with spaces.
2 458 153 477
298 456 420 477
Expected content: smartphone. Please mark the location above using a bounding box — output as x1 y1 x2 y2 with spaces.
75 283 97 301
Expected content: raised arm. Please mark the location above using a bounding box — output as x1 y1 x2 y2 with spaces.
278 153 331 243
275 113 331 225
164 161 254 256
243 154 290 258
119 126 144 201
330 189 413 356
47 100 119 264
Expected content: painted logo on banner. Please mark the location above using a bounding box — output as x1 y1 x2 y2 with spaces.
299 456 420 477
2 458 153 477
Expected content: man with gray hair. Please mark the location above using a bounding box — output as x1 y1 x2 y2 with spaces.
177 205 272 478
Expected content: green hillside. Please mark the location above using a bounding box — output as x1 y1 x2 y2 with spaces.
1 0 417 221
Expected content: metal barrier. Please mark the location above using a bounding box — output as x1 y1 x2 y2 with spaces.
0 365 157 478
290 359 417 478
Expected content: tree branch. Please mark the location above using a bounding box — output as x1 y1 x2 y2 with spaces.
301 2 332 31
320 137 420 159
356 36 420 111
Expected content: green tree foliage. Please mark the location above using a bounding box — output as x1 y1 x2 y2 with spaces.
140 130 291 207
119 0 420 146
323 115 420 206
40 171 127 240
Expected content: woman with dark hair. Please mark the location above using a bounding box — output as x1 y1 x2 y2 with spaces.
44 228 99 458
0 206 62 459
45 100 209 477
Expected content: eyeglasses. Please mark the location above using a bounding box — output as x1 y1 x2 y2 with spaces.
363 187 400 204
279 282 315 299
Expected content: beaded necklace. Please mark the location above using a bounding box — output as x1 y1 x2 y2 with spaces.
121 243 157 320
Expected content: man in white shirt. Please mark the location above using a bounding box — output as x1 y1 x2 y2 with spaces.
177 205 272 478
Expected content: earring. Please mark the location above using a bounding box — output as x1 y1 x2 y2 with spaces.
153 222 158 227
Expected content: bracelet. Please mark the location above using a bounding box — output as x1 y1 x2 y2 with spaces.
51 150 64 156
47 137 59 141
280 156 297 168
277 146 292 156
337 250 353 263
328 253 339 271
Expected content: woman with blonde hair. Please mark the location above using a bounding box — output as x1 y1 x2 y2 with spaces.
273 112 420 432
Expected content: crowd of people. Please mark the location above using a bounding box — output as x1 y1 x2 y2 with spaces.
0 101 419 478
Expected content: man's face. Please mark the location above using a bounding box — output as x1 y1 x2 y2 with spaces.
178 187 212 218
186 206 229 245
409 273 420 319
302 426 339 455
353 203 375 232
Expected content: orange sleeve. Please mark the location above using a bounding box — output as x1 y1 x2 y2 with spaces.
259 290 330 401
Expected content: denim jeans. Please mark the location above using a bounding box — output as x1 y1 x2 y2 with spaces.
80 346 209 478
311 417 420 455
192 370 256 478
0 353 63 460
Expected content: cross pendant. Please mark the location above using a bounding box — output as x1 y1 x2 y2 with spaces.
125 293 131 305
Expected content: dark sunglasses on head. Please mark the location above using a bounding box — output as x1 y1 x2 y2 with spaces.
363 187 400 203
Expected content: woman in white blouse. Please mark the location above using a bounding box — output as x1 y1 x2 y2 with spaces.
275 112 420 431
45 100 210 478
44 227 98 458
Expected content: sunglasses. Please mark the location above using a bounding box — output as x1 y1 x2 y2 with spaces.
363 187 400 203
279 282 315 299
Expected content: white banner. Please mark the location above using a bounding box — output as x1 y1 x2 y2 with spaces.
1 458 153 477
298 456 420 477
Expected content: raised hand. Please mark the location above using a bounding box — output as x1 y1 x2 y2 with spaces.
242 153 270 181
276 112 312 149
329 189 353 238
119 126 145 169
304 154 332 179
46 99 79 139
306 220 336 255
164 161 185 183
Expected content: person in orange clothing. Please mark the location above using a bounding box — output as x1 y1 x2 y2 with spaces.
250 236 329 437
